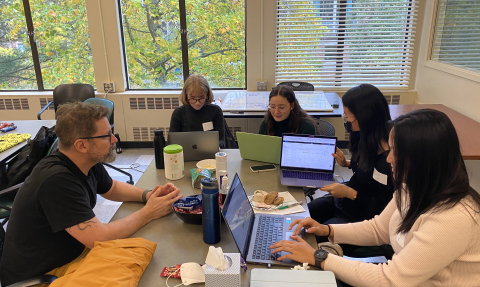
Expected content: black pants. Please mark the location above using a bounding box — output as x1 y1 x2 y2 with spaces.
307 196 360 242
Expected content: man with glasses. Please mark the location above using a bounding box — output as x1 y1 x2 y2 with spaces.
169 75 226 148
0 102 184 286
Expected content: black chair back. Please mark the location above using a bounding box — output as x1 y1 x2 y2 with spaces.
277 81 314 91
53 84 95 112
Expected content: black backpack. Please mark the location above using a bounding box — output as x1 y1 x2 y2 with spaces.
0 126 56 192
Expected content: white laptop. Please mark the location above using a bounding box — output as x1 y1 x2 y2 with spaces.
168 131 219 162
280 134 337 188
251 269 336 287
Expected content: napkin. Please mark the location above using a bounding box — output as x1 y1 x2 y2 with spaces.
205 246 230 271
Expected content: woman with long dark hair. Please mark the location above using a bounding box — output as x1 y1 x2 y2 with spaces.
271 109 480 286
259 85 318 136
308 84 394 230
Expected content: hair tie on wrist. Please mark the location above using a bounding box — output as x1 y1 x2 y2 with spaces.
142 189 151 203
327 224 331 237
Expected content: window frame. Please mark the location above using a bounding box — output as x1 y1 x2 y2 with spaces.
117 0 247 91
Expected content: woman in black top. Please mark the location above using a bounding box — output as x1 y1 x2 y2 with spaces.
308 84 394 234
169 75 225 148
258 85 318 137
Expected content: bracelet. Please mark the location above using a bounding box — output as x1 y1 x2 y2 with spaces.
142 189 151 203
326 224 331 237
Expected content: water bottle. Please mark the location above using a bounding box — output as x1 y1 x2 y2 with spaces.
215 152 227 185
219 172 229 205
153 129 166 169
201 177 221 244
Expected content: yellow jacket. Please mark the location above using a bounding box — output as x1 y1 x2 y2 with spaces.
51 238 157 287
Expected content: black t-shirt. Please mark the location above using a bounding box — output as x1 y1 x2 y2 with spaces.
0 152 112 286
335 150 394 221
169 104 226 148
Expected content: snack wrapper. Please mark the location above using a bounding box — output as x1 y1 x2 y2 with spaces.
160 264 181 279
191 168 212 189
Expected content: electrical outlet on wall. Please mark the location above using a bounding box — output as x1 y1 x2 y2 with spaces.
103 82 115 93
257 81 267 91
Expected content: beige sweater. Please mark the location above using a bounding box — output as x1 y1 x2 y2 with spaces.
325 195 480 287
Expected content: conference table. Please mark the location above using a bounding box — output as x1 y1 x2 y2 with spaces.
109 150 318 286
0 120 56 166
389 104 480 160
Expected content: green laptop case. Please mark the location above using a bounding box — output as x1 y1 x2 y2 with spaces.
236 132 282 164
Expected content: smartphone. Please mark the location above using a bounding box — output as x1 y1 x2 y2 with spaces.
250 164 277 172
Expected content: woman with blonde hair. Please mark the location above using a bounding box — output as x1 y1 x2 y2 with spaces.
169 75 225 148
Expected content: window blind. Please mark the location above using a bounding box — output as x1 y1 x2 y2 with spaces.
431 0 480 73
275 0 418 89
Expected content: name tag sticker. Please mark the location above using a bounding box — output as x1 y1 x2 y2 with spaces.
373 168 388 185
202 121 214 131
396 232 406 248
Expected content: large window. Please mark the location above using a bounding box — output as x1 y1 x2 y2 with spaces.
431 0 480 74
275 0 418 88
120 0 245 89
0 0 95 90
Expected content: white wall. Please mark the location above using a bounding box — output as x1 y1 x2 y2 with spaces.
414 2 480 192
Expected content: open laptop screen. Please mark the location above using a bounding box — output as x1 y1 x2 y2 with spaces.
222 174 255 259
280 134 336 172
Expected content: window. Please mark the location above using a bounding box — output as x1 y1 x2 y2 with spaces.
0 0 95 90
275 0 418 88
431 0 480 74
120 0 245 89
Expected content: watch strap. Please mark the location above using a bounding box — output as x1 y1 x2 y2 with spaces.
142 189 151 202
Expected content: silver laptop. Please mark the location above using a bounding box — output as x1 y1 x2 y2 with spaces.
280 134 337 188
168 131 219 162
222 173 306 266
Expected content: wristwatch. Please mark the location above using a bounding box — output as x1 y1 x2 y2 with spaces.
314 248 329 269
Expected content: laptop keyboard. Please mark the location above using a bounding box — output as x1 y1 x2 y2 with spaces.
282 170 333 181
253 215 283 261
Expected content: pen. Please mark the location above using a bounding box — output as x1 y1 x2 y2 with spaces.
218 97 222 103
278 201 303 210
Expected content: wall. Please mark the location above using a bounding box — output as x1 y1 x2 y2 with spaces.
414 1 480 192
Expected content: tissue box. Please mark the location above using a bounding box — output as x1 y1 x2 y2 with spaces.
205 253 240 287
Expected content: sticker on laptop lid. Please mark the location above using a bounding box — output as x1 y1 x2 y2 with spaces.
373 168 388 185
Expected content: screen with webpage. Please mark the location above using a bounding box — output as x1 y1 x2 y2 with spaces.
281 135 336 171
222 174 254 257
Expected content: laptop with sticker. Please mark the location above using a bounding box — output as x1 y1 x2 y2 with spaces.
222 173 306 266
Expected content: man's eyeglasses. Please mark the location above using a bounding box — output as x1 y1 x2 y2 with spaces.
80 124 114 143
187 97 207 104
341 113 355 123
268 105 288 111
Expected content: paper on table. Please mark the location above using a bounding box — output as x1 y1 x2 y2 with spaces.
253 191 305 215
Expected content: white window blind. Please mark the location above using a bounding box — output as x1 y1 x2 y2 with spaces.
431 0 480 73
275 0 418 89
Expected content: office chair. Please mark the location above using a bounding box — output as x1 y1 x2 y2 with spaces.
38 84 94 120
277 81 314 91
83 98 134 185
315 119 335 137
223 119 238 149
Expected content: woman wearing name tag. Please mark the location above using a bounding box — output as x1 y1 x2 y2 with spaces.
271 109 480 286
169 75 226 148
258 85 319 136
308 84 394 238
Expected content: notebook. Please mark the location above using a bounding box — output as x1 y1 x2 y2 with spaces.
222 173 306 266
251 269 336 287
168 131 219 162
280 134 337 188
236 132 282 164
